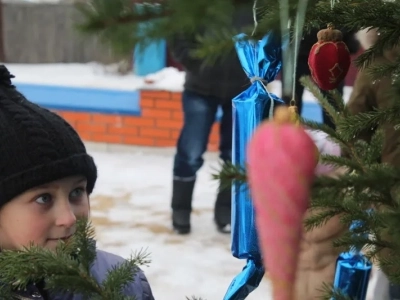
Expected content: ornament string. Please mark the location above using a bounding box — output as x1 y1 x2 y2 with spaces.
250 0 275 117
251 0 258 36
279 0 309 123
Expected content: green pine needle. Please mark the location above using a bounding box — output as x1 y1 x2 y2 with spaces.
0 218 150 299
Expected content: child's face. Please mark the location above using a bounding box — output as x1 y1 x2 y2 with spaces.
0 175 90 250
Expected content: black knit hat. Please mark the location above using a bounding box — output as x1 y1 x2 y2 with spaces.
0 65 97 206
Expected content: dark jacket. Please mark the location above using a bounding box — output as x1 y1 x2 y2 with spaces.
169 4 253 102
12 249 154 300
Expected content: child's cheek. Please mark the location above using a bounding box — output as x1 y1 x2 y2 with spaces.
21 221 49 246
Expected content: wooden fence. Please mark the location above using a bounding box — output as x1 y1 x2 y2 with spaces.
3 0 118 64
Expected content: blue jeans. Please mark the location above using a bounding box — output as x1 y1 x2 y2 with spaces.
173 90 232 180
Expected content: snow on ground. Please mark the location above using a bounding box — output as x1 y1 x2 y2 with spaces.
86 144 272 300
4 63 351 103
5 63 185 92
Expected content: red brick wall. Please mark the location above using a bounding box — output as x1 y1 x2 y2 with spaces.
54 90 220 151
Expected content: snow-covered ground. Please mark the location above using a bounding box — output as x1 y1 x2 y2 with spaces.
4 62 351 103
86 144 272 300
5 63 185 92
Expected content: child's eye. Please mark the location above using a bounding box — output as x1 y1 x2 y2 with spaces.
35 193 52 205
70 187 86 200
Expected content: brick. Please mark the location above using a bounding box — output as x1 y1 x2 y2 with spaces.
172 111 183 120
209 123 220 144
140 98 155 108
92 114 122 124
123 136 154 146
141 91 171 99
210 124 220 133
209 132 220 143
53 110 63 117
209 136 219 144
108 125 138 136
68 121 78 130
156 119 183 130
207 143 219 152
91 134 122 144
78 131 92 141
141 108 171 119
62 111 92 122
123 116 155 127
171 130 181 139
140 128 170 138
154 100 182 110
155 139 176 147
76 123 106 134
170 92 182 100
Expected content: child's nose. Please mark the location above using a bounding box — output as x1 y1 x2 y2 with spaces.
55 202 77 228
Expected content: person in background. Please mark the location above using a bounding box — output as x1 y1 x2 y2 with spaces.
282 27 360 129
347 27 397 300
169 0 253 235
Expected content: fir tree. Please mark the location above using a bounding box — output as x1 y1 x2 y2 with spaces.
0 218 151 299
74 0 400 297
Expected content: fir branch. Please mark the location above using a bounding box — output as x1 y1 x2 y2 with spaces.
0 286 16 299
336 110 386 141
75 0 170 31
300 76 341 125
74 218 97 273
327 89 347 117
319 154 362 172
76 0 239 58
0 219 150 299
313 166 400 191
46 274 102 299
0 244 78 291
332 232 386 253
77 0 400 67
366 62 400 81
303 208 345 231
101 249 151 299
300 118 347 146
353 190 393 208
213 161 247 190
316 282 353 300
191 27 251 64
367 130 385 163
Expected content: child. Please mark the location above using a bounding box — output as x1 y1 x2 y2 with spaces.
0 65 154 299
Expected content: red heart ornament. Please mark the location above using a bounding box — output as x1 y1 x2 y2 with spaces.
308 25 351 91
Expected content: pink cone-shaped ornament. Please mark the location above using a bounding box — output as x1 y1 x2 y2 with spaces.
247 107 318 300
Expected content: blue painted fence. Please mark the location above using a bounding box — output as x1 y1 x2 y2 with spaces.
15 83 323 122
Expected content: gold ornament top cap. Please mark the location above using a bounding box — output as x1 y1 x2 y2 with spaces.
274 106 292 124
327 22 335 30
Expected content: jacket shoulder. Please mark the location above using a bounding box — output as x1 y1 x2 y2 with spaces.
91 249 155 300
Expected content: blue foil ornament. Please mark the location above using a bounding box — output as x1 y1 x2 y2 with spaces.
224 32 283 300
333 251 371 300
333 218 372 299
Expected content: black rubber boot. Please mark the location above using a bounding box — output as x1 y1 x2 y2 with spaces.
171 179 195 234
214 186 232 234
